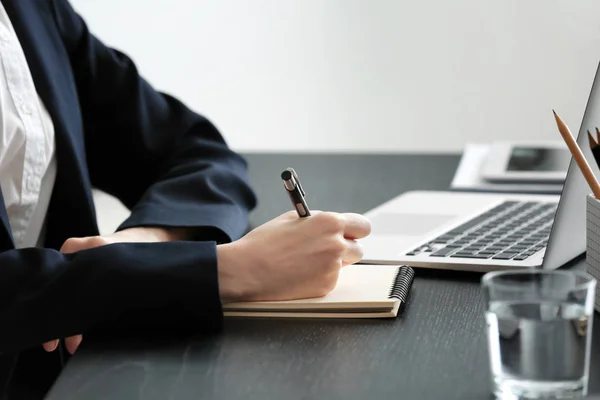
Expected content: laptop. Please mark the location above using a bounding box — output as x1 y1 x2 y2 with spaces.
359 62 600 272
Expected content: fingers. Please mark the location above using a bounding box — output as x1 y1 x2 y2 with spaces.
342 238 363 265
65 335 83 355
60 236 110 253
43 339 59 352
278 209 370 241
42 335 83 354
304 211 370 239
340 213 371 240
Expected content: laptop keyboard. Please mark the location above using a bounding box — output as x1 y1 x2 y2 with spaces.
406 200 556 261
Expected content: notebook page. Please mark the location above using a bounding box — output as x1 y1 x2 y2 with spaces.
223 265 400 311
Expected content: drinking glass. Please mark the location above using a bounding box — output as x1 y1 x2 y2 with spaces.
482 269 596 399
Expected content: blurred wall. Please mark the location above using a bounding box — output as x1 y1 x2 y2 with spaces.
71 0 600 153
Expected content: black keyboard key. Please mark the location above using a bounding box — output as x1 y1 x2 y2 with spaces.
492 252 519 260
453 241 470 247
420 201 550 256
463 247 483 252
478 251 499 257
487 246 505 251
430 247 457 257
523 202 538 207
451 251 477 257
450 253 490 259
509 204 528 212
428 239 448 245
510 245 529 251
449 214 495 233
513 254 530 260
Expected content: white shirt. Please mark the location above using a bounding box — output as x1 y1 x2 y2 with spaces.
0 2 56 249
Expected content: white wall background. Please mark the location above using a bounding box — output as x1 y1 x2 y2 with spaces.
70 0 600 153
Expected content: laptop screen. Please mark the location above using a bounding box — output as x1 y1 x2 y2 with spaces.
543 62 600 269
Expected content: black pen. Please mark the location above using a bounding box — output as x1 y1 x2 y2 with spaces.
281 167 311 217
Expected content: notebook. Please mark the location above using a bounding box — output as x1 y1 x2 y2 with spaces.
222 264 415 319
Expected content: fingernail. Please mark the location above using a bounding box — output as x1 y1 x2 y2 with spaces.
43 340 59 352
66 336 83 355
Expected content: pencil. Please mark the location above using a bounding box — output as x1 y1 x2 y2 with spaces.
552 110 600 199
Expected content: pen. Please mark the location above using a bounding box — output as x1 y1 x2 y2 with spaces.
281 167 311 217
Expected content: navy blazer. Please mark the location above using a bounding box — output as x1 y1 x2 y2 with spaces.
0 0 257 393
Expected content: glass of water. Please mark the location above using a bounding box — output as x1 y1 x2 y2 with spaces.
482 269 596 399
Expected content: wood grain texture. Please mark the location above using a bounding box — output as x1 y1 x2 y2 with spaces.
46 153 600 400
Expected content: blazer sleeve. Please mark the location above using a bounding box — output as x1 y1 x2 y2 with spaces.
50 0 257 243
0 241 222 353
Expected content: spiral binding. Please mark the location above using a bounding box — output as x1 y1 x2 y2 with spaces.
388 265 415 304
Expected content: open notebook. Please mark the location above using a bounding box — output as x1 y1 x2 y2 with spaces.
223 264 415 319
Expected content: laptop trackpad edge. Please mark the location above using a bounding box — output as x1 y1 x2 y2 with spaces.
369 212 458 236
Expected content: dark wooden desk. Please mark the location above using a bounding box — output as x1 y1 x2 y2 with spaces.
45 153 598 400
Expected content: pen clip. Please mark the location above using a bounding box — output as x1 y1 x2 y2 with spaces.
287 168 306 196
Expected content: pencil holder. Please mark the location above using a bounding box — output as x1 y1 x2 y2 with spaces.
586 194 600 311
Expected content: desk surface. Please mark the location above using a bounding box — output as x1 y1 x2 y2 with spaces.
46 153 598 400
